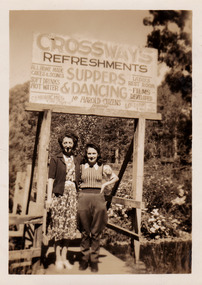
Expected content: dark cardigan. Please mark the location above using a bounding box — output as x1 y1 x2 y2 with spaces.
48 152 81 195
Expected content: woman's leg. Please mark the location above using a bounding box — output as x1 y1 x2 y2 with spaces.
77 193 91 267
55 241 62 262
90 193 108 272
55 240 64 270
62 247 73 269
61 240 72 269
61 245 67 261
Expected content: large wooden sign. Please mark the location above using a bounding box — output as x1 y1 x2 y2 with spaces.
29 32 158 117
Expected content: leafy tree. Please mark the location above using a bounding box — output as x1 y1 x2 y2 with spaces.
143 10 192 163
9 82 38 195
143 10 192 101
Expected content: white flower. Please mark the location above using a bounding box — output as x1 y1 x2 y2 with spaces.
153 223 160 230
178 188 185 197
172 219 180 225
171 196 186 205
150 227 156 233
151 209 159 216
148 218 156 222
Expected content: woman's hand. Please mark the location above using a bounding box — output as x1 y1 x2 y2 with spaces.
45 198 52 210
46 178 54 209
100 184 106 194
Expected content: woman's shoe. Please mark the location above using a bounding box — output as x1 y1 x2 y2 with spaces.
79 260 88 270
91 262 98 273
63 260 73 270
55 260 64 270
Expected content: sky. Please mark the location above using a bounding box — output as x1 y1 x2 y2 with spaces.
9 10 154 88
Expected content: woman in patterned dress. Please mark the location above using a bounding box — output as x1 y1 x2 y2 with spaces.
46 131 81 270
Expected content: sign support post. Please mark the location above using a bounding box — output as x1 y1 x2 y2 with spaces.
131 118 146 263
36 109 52 214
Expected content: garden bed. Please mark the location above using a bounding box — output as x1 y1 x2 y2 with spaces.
104 236 191 274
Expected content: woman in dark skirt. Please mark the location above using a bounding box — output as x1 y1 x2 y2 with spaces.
46 131 81 271
77 143 119 273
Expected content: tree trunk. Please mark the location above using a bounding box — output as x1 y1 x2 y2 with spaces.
115 148 119 164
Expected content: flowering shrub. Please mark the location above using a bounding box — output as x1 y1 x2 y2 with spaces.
141 208 179 239
108 203 133 233
104 160 191 242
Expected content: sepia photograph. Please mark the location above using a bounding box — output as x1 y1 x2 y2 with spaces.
2 0 202 284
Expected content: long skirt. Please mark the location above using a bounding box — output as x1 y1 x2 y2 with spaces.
47 181 77 241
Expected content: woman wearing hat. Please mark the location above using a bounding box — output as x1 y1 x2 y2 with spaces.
77 143 119 273
46 131 81 271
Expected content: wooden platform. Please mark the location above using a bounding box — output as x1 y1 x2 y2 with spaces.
33 246 146 275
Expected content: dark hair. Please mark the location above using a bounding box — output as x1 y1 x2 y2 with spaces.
82 142 103 166
58 131 78 150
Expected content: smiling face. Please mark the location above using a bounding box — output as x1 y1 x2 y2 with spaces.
62 137 74 155
86 147 98 166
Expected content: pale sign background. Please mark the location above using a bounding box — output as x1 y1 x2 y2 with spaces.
29 32 158 113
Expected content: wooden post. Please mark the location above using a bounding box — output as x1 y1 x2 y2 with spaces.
106 138 134 210
26 112 43 214
36 110 52 214
132 118 146 263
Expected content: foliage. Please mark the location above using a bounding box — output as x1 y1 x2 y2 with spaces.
140 239 191 273
143 10 192 164
9 82 38 195
103 158 191 242
49 113 134 162
144 84 192 163
143 10 192 102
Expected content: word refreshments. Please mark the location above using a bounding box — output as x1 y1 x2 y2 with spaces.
43 52 148 73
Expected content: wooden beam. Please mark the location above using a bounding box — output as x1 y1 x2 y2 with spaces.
132 118 146 200
10 261 32 270
36 110 52 213
9 231 25 237
111 196 145 209
33 224 43 248
10 260 32 270
131 118 146 263
9 248 41 260
25 102 162 120
106 222 139 241
22 165 32 215
106 138 134 210
12 172 25 214
9 214 43 225
26 112 43 214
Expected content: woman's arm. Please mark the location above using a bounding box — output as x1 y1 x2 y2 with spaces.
100 165 119 193
46 178 54 209
46 157 57 208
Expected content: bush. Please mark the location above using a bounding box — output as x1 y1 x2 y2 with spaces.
103 158 191 242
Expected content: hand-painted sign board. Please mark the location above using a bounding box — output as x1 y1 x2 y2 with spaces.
29 33 158 115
